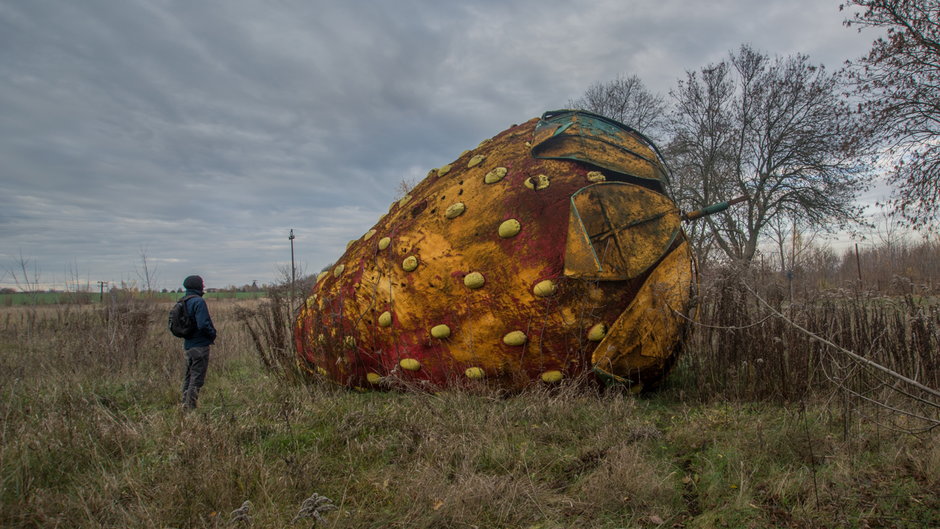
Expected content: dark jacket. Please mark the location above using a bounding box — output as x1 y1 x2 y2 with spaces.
183 289 217 348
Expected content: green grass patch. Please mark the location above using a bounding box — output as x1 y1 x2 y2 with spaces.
1 300 938 529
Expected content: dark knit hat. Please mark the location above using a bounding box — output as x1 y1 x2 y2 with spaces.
183 275 204 291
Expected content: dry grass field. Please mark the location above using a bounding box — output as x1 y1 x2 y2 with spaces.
1 278 938 528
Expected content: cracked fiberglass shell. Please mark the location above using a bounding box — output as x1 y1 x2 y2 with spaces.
295 110 696 391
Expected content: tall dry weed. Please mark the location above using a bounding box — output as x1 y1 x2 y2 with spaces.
234 287 313 384
668 263 940 440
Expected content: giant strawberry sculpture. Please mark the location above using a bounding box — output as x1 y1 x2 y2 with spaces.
295 110 695 391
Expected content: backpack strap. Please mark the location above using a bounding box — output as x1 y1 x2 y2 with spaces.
179 294 199 316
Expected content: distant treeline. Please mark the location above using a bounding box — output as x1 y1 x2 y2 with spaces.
745 236 940 297
0 290 268 306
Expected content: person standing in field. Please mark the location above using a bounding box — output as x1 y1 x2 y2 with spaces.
179 275 217 410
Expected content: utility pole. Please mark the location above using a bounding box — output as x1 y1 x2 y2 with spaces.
289 229 296 309
97 281 108 303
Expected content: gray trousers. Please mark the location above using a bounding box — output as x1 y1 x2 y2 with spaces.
182 346 210 409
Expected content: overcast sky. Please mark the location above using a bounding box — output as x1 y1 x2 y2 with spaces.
1 0 882 291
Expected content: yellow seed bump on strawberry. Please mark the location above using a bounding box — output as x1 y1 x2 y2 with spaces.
498 219 521 238
524 174 550 190
378 311 392 327
587 323 607 341
445 202 466 219
463 272 485 289
484 167 508 184
533 280 557 297
400 358 421 371
431 324 451 339
503 331 527 346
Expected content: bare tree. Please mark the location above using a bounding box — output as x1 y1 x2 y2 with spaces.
569 74 668 139
842 0 940 230
9 251 41 295
136 247 158 295
63 259 91 293
664 61 737 263
394 176 419 201
668 45 871 264
871 209 910 250
765 215 822 274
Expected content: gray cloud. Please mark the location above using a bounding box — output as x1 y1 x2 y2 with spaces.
0 0 880 290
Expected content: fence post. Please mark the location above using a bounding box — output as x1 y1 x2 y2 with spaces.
855 243 862 283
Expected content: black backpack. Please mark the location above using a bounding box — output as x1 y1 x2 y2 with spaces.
168 295 199 338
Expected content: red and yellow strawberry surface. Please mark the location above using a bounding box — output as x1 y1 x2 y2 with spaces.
295 110 695 391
